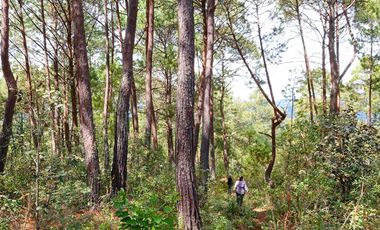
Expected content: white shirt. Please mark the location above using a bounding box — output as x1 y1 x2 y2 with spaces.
234 180 248 194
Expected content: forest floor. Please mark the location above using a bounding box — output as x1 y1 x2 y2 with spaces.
9 203 272 229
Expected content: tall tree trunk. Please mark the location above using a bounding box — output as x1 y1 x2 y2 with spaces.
265 118 281 184
200 0 216 191
226 3 286 183
209 88 215 180
144 0 158 149
176 0 202 228
103 0 112 172
193 0 207 160
110 1 115 64
322 27 327 115
116 0 139 137
130 80 139 136
327 0 340 114
58 3 72 156
72 0 101 203
18 2 43 221
368 31 374 125
0 0 18 173
63 80 71 155
17 0 39 150
220 64 229 175
52 14 62 151
165 70 174 164
112 0 139 194
295 0 315 122
68 0 79 146
40 0 58 155
255 3 285 183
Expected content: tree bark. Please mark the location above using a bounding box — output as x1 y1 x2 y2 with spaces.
130 79 139 137
112 0 139 194
368 31 374 125
176 0 202 228
72 0 101 203
17 0 40 150
193 0 207 160
327 0 340 114
144 0 158 149
115 0 139 138
295 0 315 122
63 81 71 155
200 0 215 191
0 0 18 173
321 18 327 115
40 0 58 155
165 70 174 164
67 0 79 140
52 14 62 151
209 87 215 180
103 0 112 172
61 0 72 156
220 64 229 175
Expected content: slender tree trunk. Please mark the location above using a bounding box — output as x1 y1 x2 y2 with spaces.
18 1 43 217
319 7 328 115
193 0 207 160
103 0 112 172
295 0 314 122
116 0 139 137
165 70 174 164
220 66 229 175
255 3 286 182
200 0 216 191
144 0 158 149
0 0 18 173
265 119 278 183
40 0 58 155
72 0 101 203
123 1 139 138
63 80 71 155
368 33 373 125
130 80 139 137
18 12 43 223
52 14 63 151
176 0 202 228
112 0 139 194
17 0 39 150
70 81 79 131
209 88 215 180
67 0 79 147
256 4 275 105
57 4 72 155
327 0 340 114
110 1 115 64
115 0 124 47
322 29 327 115
226 3 285 183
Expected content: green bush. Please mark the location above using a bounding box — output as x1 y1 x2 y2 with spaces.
114 190 176 230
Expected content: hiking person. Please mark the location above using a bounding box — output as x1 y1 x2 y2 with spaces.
227 175 233 194
234 176 248 206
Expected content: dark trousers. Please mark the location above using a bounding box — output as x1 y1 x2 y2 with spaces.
236 192 244 206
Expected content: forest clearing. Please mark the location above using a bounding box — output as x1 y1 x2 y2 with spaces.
0 0 379 229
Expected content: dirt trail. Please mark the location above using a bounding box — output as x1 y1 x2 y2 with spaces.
252 207 271 230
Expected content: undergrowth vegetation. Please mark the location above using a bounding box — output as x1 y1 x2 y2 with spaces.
1 109 380 229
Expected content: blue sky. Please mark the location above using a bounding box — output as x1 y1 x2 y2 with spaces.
230 3 358 102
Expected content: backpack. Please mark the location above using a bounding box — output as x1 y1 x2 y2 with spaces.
236 181 245 194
